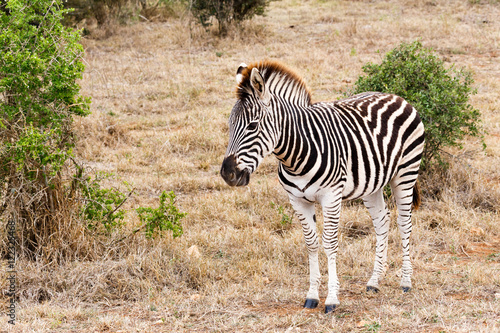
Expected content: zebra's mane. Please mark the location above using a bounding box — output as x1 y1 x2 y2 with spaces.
236 60 312 105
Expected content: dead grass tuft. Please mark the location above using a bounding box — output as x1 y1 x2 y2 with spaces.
422 154 500 214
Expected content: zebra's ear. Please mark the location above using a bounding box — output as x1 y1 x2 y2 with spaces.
236 63 247 84
250 67 270 104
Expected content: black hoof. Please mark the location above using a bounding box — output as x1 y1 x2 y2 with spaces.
366 286 379 293
324 304 337 314
402 286 411 293
303 298 319 309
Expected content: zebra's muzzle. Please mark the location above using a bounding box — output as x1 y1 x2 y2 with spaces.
221 155 250 187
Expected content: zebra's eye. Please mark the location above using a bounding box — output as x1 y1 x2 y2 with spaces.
247 121 259 131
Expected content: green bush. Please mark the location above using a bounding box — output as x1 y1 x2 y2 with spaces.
136 191 186 239
351 41 483 168
80 172 130 233
0 0 90 179
0 0 90 256
0 0 90 125
5 125 69 178
190 0 269 34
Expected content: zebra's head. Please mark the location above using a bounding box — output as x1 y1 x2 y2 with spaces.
220 63 276 187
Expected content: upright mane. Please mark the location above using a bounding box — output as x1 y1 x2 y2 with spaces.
236 60 312 106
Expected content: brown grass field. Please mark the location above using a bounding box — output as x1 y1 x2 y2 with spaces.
2 0 500 331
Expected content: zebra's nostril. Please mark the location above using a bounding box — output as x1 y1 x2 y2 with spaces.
221 156 238 178
221 155 241 186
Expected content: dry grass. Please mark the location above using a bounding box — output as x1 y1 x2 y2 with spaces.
2 0 500 331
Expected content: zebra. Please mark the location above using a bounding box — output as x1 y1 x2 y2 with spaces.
220 60 425 313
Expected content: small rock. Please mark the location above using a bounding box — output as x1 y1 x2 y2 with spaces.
190 293 201 301
357 320 369 328
187 245 201 259
262 277 270 284
494 293 500 300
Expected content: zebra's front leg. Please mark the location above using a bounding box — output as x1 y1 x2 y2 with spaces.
321 191 343 313
289 196 320 309
363 189 390 292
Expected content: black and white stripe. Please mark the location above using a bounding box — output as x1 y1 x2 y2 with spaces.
221 61 425 313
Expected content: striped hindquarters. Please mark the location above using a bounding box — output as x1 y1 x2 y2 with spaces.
332 92 425 200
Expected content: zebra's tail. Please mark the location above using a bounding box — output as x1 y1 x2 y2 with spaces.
412 180 421 210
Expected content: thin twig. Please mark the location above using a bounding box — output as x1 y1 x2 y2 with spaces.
104 187 135 220
460 245 470 258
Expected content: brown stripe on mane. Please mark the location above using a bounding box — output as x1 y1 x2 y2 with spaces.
236 60 312 104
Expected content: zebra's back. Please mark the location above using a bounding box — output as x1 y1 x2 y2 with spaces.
322 92 424 200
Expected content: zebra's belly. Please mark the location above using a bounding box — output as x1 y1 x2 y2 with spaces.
341 179 382 201
280 182 335 203
280 170 386 203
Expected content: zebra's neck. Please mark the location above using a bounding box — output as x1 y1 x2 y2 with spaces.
271 99 322 173
263 73 314 171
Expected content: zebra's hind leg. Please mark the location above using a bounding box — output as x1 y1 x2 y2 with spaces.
363 188 390 293
390 179 417 292
288 196 321 309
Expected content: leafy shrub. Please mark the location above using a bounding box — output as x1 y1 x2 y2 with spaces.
0 0 90 258
4 125 69 179
80 172 130 233
136 191 186 239
351 41 483 168
0 1 90 125
190 0 269 34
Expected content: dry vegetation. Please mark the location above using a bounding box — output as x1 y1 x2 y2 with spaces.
2 0 500 331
